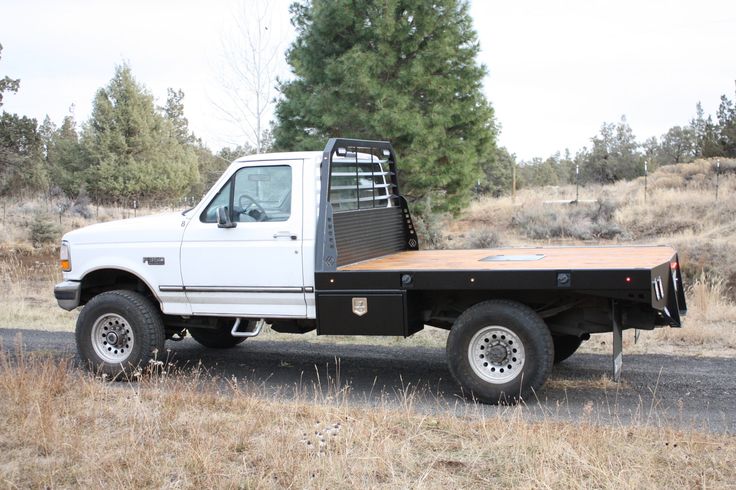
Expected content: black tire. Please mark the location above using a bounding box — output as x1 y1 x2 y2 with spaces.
76 290 165 378
553 335 583 364
188 324 249 349
446 300 554 404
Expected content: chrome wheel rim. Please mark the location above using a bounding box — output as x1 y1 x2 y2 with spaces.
468 326 525 384
91 313 134 363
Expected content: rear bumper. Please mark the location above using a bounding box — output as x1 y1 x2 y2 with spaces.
54 281 81 311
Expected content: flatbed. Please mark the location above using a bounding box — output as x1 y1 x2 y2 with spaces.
338 246 677 271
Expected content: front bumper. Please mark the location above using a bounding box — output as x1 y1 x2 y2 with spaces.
54 281 81 311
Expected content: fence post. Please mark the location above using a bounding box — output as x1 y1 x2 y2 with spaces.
575 164 579 203
715 159 720 201
644 160 648 203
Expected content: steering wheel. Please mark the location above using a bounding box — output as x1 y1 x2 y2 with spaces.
238 194 268 221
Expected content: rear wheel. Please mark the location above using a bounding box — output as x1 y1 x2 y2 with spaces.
188 324 249 349
76 290 165 378
446 300 553 404
552 335 583 364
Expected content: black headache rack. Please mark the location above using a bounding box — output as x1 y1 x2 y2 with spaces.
314 138 420 337
315 138 419 272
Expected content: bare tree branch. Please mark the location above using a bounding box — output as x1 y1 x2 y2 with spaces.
214 0 286 153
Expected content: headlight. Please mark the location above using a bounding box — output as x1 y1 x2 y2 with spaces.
60 241 72 272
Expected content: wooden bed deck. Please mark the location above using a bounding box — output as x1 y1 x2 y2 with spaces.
338 246 677 272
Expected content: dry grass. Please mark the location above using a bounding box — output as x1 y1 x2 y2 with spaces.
0 350 734 489
458 158 736 273
0 252 74 331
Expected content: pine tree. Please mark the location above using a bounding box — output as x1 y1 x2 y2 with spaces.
0 43 47 197
0 113 47 196
162 88 193 145
716 93 736 157
80 64 200 204
273 0 496 213
577 117 642 184
47 111 86 197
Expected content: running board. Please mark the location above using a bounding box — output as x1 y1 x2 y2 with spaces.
231 318 264 338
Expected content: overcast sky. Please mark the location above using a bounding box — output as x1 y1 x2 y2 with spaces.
1 0 734 160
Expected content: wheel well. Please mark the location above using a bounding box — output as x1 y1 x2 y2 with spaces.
79 269 158 306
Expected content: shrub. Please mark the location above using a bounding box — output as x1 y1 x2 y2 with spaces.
72 194 92 219
414 213 447 250
28 213 60 248
511 198 623 241
465 227 501 249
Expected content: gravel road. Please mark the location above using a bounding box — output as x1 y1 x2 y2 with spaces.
1 328 733 433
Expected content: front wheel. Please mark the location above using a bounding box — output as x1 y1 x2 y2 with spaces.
446 300 554 404
76 290 165 378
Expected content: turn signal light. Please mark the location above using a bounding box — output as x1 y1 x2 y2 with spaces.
60 241 71 272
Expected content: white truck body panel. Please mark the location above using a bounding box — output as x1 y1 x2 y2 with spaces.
180 158 307 317
60 151 324 319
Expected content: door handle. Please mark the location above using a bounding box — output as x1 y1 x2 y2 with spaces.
273 231 298 240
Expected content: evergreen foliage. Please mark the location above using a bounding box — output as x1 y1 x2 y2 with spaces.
45 113 86 198
0 44 20 108
79 64 200 203
29 212 60 247
0 112 47 196
716 94 736 157
658 126 698 165
479 147 514 197
273 0 497 213
577 117 642 184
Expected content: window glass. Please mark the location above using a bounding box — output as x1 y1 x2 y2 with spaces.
201 165 292 223
201 180 231 223
329 156 391 211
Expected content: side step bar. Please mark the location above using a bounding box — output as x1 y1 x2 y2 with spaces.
231 318 264 338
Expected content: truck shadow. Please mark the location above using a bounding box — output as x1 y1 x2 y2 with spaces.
165 337 654 419
168 338 458 406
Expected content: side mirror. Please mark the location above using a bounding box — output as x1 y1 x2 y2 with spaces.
216 206 236 229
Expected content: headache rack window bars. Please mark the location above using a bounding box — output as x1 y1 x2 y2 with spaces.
328 147 400 212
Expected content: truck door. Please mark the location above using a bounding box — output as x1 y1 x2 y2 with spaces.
180 160 307 317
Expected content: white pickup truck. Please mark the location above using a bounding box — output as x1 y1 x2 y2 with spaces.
55 138 686 403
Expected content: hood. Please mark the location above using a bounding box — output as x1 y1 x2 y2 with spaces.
63 212 188 245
